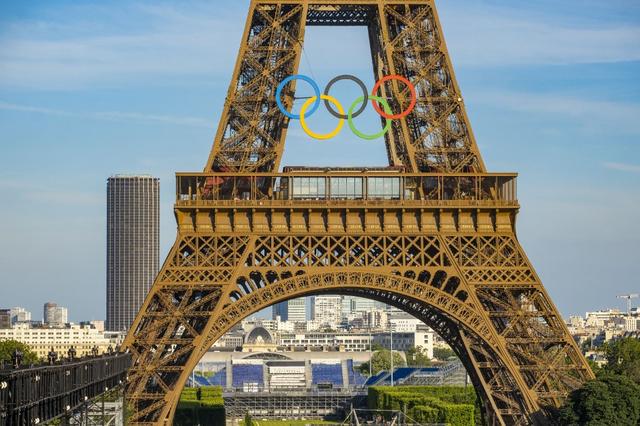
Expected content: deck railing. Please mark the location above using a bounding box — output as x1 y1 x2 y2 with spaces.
175 172 518 207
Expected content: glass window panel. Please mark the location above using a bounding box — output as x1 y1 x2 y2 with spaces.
330 177 362 199
367 177 400 199
293 178 301 197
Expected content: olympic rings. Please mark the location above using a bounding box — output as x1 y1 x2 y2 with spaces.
370 75 416 119
276 73 416 140
300 95 344 140
348 96 392 140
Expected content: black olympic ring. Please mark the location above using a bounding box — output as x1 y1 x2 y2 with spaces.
322 74 369 119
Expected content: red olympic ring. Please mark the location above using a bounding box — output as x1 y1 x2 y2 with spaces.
370 75 417 119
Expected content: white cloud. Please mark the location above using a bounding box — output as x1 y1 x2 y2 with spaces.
1 2 638 90
0 3 243 89
438 4 640 66
467 90 640 135
603 162 640 173
0 100 212 127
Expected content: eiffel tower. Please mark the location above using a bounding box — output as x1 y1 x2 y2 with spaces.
122 1 594 424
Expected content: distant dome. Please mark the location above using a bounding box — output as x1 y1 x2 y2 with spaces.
245 326 274 345
244 352 291 360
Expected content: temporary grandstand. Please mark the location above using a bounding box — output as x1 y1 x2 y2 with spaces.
186 358 367 391
186 357 466 419
186 357 367 419
364 361 467 386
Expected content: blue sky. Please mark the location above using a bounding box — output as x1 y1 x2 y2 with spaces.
0 1 639 322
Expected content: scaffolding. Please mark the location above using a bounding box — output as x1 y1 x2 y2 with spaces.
223 389 366 420
56 388 125 426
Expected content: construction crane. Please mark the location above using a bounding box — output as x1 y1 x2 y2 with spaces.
618 294 639 315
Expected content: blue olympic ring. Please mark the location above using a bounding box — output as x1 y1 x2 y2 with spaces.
275 74 321 120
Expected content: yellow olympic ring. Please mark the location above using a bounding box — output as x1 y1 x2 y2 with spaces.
300 95 344 140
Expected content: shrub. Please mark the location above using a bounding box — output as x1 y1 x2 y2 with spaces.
368 386 477 425
175 386 225 426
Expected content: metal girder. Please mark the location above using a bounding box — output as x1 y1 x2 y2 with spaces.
123 1 594 425
204 0 484 173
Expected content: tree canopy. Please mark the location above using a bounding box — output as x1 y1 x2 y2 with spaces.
603 337 640 383
559 337 640 425
359 349 406 375
558 373 640 425
433 347 456 361
0 339 39 365
406 346 431 367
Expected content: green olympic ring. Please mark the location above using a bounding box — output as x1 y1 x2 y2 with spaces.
348 96 392 140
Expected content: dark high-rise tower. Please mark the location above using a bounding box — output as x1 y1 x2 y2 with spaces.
106 175 159 332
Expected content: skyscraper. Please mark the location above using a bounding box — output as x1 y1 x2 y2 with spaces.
287 298 306 322
272 298 306 322
313 296 342 328
341 296 376 318
9 307 31 324
43 302 68 326
106 175 160 332
0 310 10 329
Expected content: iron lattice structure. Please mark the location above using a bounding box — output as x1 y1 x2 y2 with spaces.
123 1 594 425
0 354 130 426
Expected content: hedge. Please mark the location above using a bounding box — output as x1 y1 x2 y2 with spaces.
175 386 225 426
412 405 440 423
368 386 478 426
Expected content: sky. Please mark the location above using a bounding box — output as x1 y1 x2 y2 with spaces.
0 0 639 322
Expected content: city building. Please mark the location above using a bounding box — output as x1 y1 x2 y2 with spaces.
272 298 306 322
373 325 435 358
43 302 68 327
365 309 388 330
212 332 245 350
584 309 624 328
341 296 376 319
0 323 122 358
389 315 423 332
279 331 372 352
313 296 342 329
242 317 295 333
106 175 160 332
9 307 31 324
0 309 10 329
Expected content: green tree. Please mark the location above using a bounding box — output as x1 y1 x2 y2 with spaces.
371 343 384 351
603 337 640 383
0 339 39 365
558 374 640 425
364 349 406 375
433 347 456 361
407 346 431 367
585 358 601 376
243 413 253 426
359 350 406 375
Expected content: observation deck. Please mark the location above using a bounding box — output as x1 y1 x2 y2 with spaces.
175 167 518 209
173 168 518 234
